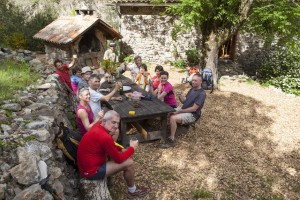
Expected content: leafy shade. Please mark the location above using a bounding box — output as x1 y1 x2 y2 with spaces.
247 0 300 46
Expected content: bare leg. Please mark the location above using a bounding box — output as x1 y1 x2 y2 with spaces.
170 114 182 139
105 158 135 187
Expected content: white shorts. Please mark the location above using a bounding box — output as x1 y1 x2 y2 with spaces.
175 107 196 125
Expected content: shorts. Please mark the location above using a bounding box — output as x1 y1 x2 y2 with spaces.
88 163 106 180
175 107 196 125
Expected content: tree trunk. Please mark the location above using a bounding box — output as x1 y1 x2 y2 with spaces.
203 32 221 88
80 178 112 200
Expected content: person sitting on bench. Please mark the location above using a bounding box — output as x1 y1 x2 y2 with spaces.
77 110 149 199
162 73 206 148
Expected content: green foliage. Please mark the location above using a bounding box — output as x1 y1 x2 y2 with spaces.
172 59 186 69
0 59 40 102
6 32 28 50
99 59 119 74
0 0 56 50
123 54 134 63
185 49 200 66
258 46 300 96
258 47 300 79
192 188 212 199
247 0 300 47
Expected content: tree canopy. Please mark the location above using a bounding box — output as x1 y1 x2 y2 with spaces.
159 0 300 85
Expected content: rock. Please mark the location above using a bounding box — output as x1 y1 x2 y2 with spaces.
24 50 32 54
34 109 56 117
49 167 62 180
52 180 64 194
13 183 53 200
1 124 12 133
25 120 49 130
0 113 11 124
45 74 60 83
40 96 59 104
0 184 7 200
29 59 42 67
9 157 39 186
36 83 56 90
19 96 34 106
0 162 11 172
17 141 52 163
28 103 48 111
30 129 50 142
1 103 22 112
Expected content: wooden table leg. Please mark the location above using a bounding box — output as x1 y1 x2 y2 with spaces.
161 115 168 142
120 120 129 146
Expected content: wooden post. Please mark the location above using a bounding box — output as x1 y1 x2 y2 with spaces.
80 178 112 200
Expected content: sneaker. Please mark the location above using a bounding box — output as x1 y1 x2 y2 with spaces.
160 137 175 148
128 186 148 199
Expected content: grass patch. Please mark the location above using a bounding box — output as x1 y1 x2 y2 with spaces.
192 188 212 199
245 79 256 85
0 59 39 102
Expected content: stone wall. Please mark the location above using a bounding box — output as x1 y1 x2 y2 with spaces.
0 53 81 199
120 14 198 64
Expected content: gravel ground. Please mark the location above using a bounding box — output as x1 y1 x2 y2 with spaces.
111 66 300 200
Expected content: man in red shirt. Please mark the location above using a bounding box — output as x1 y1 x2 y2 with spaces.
77 110 148 198
54 57 77 91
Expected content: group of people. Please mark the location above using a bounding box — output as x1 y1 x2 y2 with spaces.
52 42 206 198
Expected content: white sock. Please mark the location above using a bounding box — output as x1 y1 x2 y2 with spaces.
128 185 137 193
169 136 175 140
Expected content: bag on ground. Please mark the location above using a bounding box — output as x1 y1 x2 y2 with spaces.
55 122 82 165
201 68 214 92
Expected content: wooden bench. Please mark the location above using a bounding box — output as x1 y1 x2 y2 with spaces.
175 117 200 136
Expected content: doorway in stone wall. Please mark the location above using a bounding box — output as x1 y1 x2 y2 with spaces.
219 34 237 60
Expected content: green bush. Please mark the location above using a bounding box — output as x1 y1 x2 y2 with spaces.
6 32 28 50
172 59 186 68
258 47 300 79
0 0 56 51
258 46 300 96
185 49 200 66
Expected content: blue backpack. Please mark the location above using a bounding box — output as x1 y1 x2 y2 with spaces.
201 68 214 93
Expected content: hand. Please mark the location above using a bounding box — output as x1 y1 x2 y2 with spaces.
115 81 123 88
113 96 123 101
157 84 162 92
97 110 104 119
130 140 139 149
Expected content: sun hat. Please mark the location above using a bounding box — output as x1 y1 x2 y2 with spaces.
81 66 92 74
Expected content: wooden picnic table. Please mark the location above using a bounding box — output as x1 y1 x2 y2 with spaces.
100 75 175 146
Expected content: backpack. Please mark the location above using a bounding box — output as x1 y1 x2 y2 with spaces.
55 122 82 165
201 68 214 93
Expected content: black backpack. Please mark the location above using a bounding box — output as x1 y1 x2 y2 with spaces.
201 68 214 93
55 122 82 165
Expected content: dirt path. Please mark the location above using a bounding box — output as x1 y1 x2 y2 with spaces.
111 67 300 200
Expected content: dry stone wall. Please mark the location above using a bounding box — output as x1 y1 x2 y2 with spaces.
0 52 82 200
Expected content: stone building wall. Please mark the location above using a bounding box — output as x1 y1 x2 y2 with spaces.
120 14 198 65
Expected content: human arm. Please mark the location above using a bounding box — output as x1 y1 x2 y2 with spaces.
177 93 186 104
104 139 135 163
100 81 122 102
77 109 102 131
67 57 77 69
173 103 200 115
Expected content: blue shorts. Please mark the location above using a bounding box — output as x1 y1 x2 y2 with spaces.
88 163 106 180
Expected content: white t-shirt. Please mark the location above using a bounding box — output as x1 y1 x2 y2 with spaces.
129 63 140 74
88 87 103 118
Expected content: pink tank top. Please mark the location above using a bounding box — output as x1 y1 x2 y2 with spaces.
76 104 94 135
